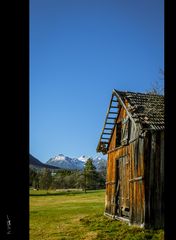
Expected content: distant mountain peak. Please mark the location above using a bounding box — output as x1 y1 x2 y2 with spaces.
46 153 107 171
77 155 90 162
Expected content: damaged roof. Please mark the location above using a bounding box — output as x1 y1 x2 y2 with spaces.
114 89 164 130
97 89 164 154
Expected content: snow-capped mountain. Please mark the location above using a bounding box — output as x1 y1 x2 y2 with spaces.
46 154 107 171
77 155 90 162
46 154 85 170
92 156 107 170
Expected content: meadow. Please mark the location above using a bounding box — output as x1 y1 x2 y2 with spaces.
30 189 164 240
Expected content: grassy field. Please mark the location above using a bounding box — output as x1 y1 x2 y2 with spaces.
30 189 164 240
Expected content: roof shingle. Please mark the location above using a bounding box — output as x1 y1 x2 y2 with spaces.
97 89 164 153
114 89 164 130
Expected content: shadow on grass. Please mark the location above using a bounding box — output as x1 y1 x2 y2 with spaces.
80 214 164 240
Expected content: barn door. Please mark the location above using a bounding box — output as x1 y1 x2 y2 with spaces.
116 155 130 218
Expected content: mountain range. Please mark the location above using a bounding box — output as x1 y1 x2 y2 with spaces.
30 153 107 171
46 154 107 171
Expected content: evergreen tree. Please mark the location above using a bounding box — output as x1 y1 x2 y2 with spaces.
29 168 40 189
39 168 52 192
83 158 98 192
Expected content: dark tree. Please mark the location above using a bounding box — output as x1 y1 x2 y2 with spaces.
39 168 52 192
83 158 99 192
29 168 40 189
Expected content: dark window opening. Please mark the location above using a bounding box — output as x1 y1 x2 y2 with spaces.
124 207 129 212
121 208 130 218
116 122 122 147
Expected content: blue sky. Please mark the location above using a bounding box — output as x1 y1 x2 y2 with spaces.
30 0 164 163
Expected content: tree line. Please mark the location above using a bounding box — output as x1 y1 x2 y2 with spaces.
30 158 106 192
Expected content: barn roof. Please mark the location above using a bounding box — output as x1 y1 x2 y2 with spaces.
96 89 164 154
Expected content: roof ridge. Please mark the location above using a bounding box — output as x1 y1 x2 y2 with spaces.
113 89 164 97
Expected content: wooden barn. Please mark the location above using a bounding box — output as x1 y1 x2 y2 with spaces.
96 89 164 229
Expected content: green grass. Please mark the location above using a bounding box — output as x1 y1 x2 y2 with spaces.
30 189 164 240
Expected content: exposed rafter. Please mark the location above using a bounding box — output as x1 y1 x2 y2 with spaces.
96 92 120 154
97 89 164 154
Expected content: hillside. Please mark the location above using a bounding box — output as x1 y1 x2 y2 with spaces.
29 154 60 170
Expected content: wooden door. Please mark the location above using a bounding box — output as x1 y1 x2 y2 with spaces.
116 155 130 218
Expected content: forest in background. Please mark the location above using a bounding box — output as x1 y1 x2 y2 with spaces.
30 158 106 191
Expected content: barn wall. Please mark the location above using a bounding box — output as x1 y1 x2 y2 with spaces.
105 102 164 228
144 130 164 228
105 145 129 216
105 101 145 225
105 136 145 226
108 125 116 151
105 103 128 215
129 136 145 226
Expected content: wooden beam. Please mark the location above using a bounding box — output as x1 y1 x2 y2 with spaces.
109 112 118 114
129 176 144 182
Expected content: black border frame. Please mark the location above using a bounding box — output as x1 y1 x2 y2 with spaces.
2 0 29 239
